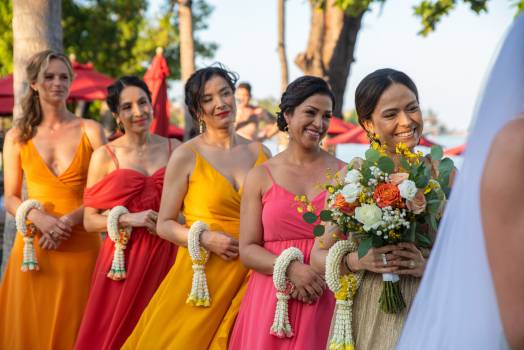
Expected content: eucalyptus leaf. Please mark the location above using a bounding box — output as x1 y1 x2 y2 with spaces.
313 224 325 237
415 175 429 189
319 210 333 221
430 145 444 161
408 222 417 242
400 156 412 172
416 233 432 248
377 157 395 174
365 149 380 163
439 158 454 175
302 212 317 224
358 237 373 259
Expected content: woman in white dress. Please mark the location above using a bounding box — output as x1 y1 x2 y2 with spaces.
397 14 524 349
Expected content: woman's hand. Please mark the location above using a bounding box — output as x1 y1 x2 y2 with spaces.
201 230 239 261
120 210 158 234
31 210 72 243
287 261 326 304
347 245 400 274
391 242 426 277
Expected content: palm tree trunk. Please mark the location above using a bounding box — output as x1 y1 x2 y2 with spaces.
277 0 289 93
2 0 62 277
178 0 198 140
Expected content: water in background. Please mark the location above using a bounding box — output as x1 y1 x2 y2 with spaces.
264 134 466 168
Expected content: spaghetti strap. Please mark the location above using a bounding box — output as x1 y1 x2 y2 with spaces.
337 160 346 171
261 164 275 183
104 145 120 169
167 139 172 154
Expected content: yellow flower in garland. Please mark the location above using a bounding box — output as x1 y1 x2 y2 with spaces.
396 142 422 165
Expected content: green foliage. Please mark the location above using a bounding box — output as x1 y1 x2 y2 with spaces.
320 210 333 221
358 236 373 259
0 0 12 76
430 145 443 161
0 0 217 79
313 224 325 236
377 156 395 173
303 212 318 224
365 148 380 163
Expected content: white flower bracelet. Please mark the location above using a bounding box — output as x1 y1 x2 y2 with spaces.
106 206 132 281
325 239 363 350
186 220 211 307
270 247 304 338
15 199 43 272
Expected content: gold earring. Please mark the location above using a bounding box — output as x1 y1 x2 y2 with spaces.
199 119 205 133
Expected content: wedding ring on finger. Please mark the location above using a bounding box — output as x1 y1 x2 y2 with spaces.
381 253 388 266
409 260 416 269
49 230 57 239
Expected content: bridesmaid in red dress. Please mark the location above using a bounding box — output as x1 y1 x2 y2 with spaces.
75 76 180 350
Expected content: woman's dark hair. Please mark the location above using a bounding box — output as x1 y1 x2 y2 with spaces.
184 65 239 121
106 75 152 114
355 68 419 129
276 76 335 132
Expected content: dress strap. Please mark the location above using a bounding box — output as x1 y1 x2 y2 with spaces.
337 160 346 171
167 138 173 154
261 164 275 183
104 145 120 169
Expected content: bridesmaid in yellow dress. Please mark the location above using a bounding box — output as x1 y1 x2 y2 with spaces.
123 65 270 349
0 50 106 349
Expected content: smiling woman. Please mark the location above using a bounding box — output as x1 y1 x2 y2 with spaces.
123 65 270 349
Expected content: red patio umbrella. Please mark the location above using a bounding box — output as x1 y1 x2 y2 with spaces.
144 48 171 137
327 117 353 135
0 75 13 97
0 96 13 115
69 60 114 101
444 143 465 156
327 125 438 147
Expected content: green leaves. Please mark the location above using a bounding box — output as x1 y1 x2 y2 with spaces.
358 236 373 259
416 233 432 248
319 210 333 221
430 145 443 161
302 212 318 224
365 149 380 163
313 225 325 237
378 156 395 174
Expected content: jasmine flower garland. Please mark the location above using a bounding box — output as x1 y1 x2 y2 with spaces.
15 199 43 272
106 206 132 280
186 220 211 307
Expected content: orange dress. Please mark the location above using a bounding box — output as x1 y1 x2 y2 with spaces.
0 132 101 350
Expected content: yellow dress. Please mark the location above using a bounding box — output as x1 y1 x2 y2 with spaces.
123 146 267 350
0 132 101 350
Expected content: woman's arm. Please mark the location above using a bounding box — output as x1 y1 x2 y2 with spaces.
83 147 112 233
3 128 24 217
481 118 524 348
83 119 107 150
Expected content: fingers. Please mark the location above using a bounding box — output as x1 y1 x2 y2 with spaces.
373 245 401 254
392 249 418 260
371 266 399 274
395 268 418 275
55 220 72 233
49 226 69 240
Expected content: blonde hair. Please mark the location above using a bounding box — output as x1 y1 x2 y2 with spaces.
15 50 74 143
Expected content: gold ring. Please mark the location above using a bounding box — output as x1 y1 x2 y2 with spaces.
409 260 416 269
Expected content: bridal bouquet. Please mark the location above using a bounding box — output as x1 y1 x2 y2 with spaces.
301 139 454 313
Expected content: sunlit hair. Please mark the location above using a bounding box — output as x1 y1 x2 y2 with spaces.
16 50 74 143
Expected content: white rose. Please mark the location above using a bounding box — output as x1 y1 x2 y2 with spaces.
398 179 418 200
341 182 361 203
344 169 362 184
355 204 383 231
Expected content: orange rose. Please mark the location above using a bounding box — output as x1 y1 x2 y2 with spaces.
373 183 403 208
389 172 409 186
406 189 427 214
333 193 357 215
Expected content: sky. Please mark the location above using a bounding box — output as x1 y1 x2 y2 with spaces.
150 0 517 131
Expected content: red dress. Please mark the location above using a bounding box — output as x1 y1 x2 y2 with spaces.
75 143 177 350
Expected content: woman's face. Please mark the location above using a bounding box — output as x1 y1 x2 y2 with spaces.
199 75 236 131
363 83 423 151
31 59 72 104
285 93 332 150
115 85 153 134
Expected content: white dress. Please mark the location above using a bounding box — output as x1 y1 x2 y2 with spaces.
396 14 524 350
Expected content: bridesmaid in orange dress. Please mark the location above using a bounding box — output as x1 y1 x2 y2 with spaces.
75 76 180 350
0 50 106 350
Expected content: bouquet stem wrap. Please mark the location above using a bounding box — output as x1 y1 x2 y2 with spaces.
379 273 405 313
106 206 132 280
270 247 304 338
15 199 43 272
326 240 363 350
187 221 211 307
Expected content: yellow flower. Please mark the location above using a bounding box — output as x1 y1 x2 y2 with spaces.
307 204 315 212
300 195 307 202
389 230 401 240
297 207 304 213
328 186 335 194
359 192 367 204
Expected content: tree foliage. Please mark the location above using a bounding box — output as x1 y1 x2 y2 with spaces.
0 0 217 79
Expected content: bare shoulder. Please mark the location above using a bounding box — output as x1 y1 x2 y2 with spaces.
168 140 196 168
244 162 271 193
245 140 271 159
489 118 524 163
169 137 182 148
5 127 22 146
90 143 112 168
82 118 107 148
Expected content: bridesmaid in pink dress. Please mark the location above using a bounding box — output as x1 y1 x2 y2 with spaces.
229 76 342 350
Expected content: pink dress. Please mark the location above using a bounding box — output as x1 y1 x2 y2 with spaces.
229 165 335 350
